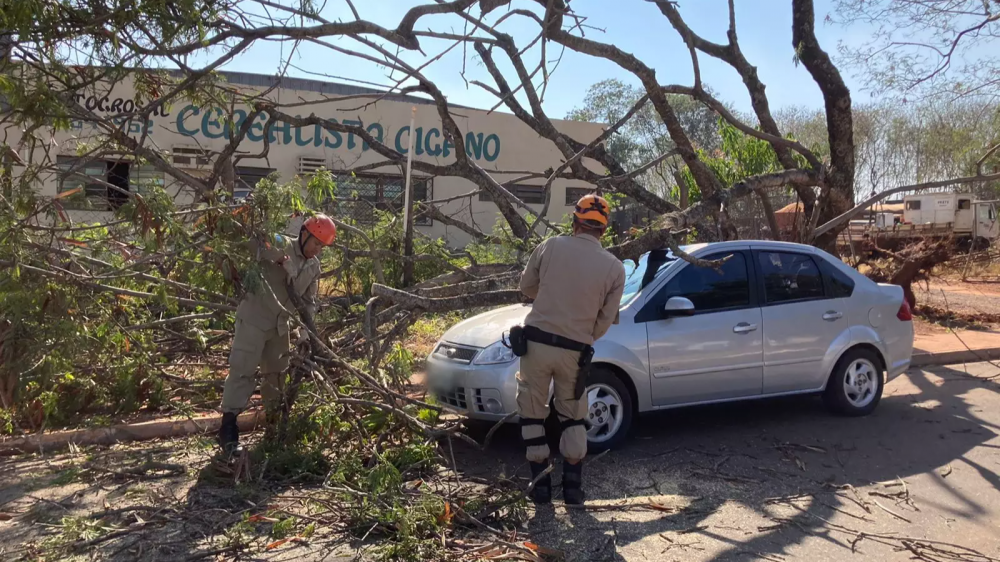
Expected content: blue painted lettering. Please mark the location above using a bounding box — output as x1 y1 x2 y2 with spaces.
424 128 442 156
268 120 292 145
176 105 200 136
465 132 484 160
483 133 500 162
227 109 247 140
201 107 226 139
395 126 410 154
442 134 454 157
295 116 313 147
342 119 362 150
324 119 342 149
363 123 383 151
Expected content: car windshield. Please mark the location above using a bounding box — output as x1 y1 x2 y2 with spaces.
620 249 680 305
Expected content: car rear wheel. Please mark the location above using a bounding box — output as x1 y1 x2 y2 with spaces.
823 348 884 416
583 367 634 453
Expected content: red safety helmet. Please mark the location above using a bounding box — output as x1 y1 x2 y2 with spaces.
303 214 337 245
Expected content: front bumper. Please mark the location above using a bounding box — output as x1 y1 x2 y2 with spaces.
425 352 520 422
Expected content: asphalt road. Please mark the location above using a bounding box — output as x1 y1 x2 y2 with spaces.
455 362 1000 562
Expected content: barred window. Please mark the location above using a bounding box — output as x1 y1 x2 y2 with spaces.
56 156 132 211
331 173 432 226
565 187 593 206
234 166 276 201
478 184 545 204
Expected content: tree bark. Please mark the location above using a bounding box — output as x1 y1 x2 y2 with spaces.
792 0 856 250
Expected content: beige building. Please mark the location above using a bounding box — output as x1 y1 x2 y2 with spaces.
7 71 605 247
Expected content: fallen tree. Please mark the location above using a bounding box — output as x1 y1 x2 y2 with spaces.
3 0 1000 558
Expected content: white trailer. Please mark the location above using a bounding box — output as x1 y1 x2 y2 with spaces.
902 193 999 242
839 193 999 249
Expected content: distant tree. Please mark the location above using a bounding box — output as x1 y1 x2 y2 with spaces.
834 0 1000 102
567 79 723 201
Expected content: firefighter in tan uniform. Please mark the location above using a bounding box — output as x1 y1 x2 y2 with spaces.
217 214 336 455
515 194 625 505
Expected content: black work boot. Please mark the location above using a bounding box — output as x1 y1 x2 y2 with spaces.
218 412 241 456
562 460 585 505
528 461 552 504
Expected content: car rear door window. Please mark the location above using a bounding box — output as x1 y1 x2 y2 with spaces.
757 251 825 304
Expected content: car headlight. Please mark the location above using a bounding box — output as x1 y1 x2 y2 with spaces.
473 340 516 365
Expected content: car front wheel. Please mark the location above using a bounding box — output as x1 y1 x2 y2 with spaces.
823 348 884 416
583 367 634 453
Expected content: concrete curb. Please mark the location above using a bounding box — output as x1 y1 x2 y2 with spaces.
911 347 1000 368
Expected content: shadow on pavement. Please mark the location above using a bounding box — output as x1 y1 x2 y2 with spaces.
452 364 1000 561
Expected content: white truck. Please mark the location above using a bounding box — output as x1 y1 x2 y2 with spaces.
842 193 999 249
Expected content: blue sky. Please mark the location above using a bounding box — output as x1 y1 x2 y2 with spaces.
201 0 879 119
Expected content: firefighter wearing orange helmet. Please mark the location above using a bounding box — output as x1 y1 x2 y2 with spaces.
218 214 336 455
514 194 625 505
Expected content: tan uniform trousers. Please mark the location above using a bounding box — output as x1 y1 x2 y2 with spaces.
516 341 588 463
221 317 289 414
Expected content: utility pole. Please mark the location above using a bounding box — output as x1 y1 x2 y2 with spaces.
401 106 417 287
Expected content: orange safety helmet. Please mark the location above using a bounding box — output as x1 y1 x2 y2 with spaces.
303 214 337 245
573 193 611 227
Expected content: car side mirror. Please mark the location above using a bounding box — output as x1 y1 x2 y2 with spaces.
663 296 695 317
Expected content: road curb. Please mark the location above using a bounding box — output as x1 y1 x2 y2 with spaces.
911 347 1000 368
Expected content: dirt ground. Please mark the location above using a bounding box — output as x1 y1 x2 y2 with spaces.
917 279 1000 321
3 361 1000 561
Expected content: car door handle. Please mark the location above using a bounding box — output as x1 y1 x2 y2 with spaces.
733 323 758 334
823 311 843 321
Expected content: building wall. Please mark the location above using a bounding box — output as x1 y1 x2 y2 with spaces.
5 71 606 247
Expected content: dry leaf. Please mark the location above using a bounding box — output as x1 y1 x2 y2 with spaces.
265 538 290 550
60 238 88 248
124 338 131 352
55 187 82 199
247 514 278 523
103 499 111 510
648 503 675 512
524 541 539 551
437 501 453 524
0 513 14 521
794 457 806 471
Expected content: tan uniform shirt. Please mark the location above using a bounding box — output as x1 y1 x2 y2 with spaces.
519 233 626 346
236 234 320 335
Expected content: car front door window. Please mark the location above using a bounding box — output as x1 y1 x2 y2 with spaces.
646 252 749 318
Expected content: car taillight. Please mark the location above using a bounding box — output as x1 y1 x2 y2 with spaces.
897 300 912 321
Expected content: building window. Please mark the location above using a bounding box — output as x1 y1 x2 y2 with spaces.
479 184 545 205
958 198 971 210
171 146 210 168
234 166 276 201
905 200 921 210
565 187 593 206
56 156 134 211
332 173 431 226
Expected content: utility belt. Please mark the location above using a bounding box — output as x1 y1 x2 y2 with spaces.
505 325 594 399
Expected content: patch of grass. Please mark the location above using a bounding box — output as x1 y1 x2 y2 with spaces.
404 312 469 359
85 415 112 428
271 516 295 539
50 466 83 486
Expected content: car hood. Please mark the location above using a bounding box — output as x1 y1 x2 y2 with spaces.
440 303 532 349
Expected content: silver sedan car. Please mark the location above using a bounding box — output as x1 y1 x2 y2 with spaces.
425 241 914 451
